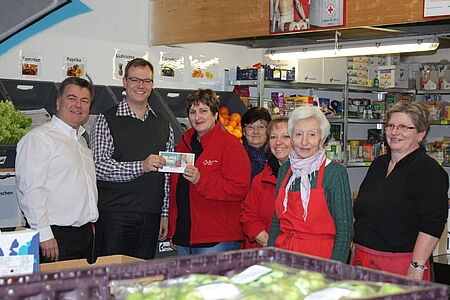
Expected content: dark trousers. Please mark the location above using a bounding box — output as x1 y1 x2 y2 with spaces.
40 223 95 264
95 211 161 259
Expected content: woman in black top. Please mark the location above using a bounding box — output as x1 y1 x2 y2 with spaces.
352 100 449 280
241 107 272 181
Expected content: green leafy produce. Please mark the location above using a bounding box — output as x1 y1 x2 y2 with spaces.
117 264 415 300
126 274 240 300
0 100 32 145
305 280 409 299
231 263 328 300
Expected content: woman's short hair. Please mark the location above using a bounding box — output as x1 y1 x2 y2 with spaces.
386 100 431 133
186 89 220 115
267 117 289 137
288 104 330 143
241 107 272 128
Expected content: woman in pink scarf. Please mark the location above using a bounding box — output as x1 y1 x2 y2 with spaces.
267 105 353 263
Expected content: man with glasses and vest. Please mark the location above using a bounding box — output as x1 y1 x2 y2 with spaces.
90 58 174 259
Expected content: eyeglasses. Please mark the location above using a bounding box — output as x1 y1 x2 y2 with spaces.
126 77 153 85
385 123 416 132
245 124 267 131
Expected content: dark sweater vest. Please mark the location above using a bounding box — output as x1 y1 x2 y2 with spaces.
97 105 169 213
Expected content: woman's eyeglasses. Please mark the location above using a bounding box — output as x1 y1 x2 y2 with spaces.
385 123 415 133
244 124 267 131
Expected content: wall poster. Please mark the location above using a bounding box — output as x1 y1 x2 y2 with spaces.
18 51 42 78
112 49 149 81
424 0 450 17
270 0 345 33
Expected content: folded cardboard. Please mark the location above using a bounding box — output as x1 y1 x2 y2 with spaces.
0 228 39 276
39 254 143 272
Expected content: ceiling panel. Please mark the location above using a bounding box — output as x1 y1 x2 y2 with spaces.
0 0 70 43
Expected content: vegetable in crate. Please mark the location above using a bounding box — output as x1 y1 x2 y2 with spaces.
0 100 32 145
230 263 328 299
305 280 409 300
124 274 241 300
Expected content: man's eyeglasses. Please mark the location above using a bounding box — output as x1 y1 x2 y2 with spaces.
385 123 416 133
127 77 153 85
245 124 267 131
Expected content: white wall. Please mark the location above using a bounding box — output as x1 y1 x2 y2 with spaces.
0 0 264 90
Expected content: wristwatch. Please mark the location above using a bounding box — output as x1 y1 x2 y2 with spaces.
410 261 428 270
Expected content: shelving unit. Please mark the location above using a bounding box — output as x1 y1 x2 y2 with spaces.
226 69 450 169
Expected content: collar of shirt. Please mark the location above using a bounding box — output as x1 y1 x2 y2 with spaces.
380 147 424 168
51 115 85 139
117 99 157 120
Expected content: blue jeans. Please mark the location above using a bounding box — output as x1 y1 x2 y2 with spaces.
176 241 242 257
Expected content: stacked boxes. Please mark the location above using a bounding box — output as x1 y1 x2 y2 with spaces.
378 65 409 88
347 55 388 86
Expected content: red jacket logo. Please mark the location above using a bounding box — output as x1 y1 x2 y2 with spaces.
203 159 218 166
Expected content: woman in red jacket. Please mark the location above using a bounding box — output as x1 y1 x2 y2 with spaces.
241 117 292 248
168 89 251 256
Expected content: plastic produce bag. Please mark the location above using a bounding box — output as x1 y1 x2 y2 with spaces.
230 263 329 299
117 274 241 300
305 280 412 300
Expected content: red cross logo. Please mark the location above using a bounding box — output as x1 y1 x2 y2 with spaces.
327 4 335 16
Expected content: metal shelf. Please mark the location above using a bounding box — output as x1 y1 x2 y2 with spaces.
347 162 372 167
416 89 450 94
431 120 450 125
347 118 385 124
230 80 346 91
348 85 415 94
328 118 344 124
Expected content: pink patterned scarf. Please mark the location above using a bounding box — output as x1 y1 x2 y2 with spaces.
283 148 326 221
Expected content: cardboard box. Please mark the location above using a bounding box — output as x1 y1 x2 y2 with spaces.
0 228 39 276
439 65 450 89
39 254 143 272
418 65 439 90
0 176 22 228
378 65 409 88
296 58 323 83
323 57 346 84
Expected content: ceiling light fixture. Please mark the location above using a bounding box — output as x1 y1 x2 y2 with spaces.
266 35 440 60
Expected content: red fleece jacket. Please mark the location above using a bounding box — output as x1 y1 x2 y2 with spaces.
168 121 251 244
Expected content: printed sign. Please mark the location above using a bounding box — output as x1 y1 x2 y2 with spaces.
189 55 220 85
159 51 184 83
424 0 450 17
63 56 87 78
112 49 149 80
19 51 42 78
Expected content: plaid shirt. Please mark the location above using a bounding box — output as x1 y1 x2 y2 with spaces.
90 100 174 217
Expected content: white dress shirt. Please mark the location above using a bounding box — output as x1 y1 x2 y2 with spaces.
15 116 99 242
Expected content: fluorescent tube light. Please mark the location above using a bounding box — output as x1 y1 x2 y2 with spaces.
266 36 439 60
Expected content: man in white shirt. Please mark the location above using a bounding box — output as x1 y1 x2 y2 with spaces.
15 77 99 263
